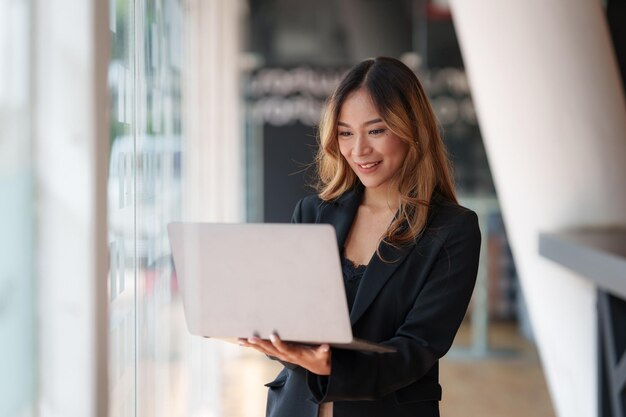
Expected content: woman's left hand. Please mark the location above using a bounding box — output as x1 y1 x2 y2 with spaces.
238 333 331 376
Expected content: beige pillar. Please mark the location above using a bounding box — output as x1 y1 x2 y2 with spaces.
449 1 626 416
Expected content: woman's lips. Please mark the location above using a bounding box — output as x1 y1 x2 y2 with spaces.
355 160 382 173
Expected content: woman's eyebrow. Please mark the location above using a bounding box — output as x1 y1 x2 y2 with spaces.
338 118 383 128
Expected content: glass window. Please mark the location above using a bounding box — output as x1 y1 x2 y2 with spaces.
0 1 36 416
108 1 186 415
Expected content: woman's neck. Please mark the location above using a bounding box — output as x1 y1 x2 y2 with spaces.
362 183 401 212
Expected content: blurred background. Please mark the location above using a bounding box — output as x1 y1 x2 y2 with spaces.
1 0 625 416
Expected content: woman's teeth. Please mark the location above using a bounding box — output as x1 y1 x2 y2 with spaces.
358 161 381 169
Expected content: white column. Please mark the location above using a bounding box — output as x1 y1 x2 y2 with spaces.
182 0 245 223
449 2 626 417
181 0 246 415
34 0 110 416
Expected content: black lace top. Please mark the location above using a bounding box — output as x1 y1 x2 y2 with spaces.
340 254 367 312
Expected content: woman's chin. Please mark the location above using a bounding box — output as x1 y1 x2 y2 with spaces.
359 178 388 189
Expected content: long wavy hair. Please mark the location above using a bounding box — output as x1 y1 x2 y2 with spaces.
315 57 458 249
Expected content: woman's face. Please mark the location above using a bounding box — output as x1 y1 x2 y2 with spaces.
337 88 408 191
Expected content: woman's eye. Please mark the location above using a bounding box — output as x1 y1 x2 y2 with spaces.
369 128 386 135
338 131 352 137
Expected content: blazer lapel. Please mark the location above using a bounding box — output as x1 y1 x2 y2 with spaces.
321 184 417 327
322 185 363 250
349 238 414 326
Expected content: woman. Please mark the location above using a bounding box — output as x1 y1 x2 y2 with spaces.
239 57 481 417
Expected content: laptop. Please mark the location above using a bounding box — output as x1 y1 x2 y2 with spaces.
167 222 395 353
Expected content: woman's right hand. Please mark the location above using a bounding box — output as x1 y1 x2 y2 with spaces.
238 333 331 376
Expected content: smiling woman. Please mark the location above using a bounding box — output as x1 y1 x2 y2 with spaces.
240 57 481 417
317 57 461 256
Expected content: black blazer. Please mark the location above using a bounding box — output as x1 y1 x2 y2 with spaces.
265 185 481 417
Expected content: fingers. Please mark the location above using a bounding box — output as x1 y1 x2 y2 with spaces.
239 336 283 359
246 333 298 359
239 334 303 360
269 333 296 355
238 334 331 374
316 343 330 355
269 333 320 362
253 336 283 357
313 344 331 375
238 338 268 355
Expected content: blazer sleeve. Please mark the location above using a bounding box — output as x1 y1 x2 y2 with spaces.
306 209 481 402
265 198 305 370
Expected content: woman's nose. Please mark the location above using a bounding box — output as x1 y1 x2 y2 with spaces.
353 134 371 156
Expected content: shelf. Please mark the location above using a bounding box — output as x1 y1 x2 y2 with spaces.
539 226 626 299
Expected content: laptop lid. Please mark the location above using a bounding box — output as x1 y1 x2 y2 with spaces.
167 222 353 344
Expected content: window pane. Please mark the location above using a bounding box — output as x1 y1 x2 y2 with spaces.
0 1 35 416
108 0 137 416
135 0 185 415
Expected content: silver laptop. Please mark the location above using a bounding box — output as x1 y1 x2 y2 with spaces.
167 222 395 353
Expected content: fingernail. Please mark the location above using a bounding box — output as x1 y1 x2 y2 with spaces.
248 338 256 344
270 334 276 342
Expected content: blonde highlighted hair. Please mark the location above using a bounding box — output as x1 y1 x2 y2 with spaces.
315 57 458 249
